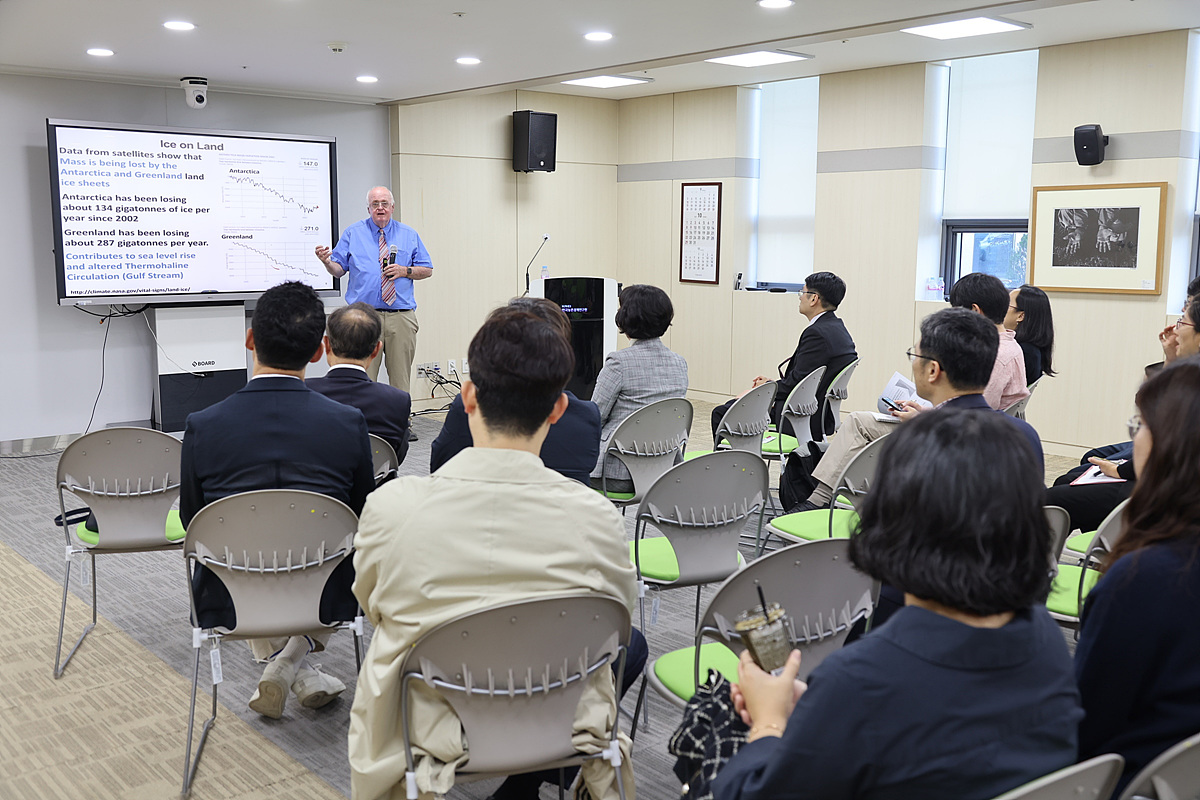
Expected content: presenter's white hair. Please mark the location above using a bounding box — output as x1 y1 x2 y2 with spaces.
366 186 394 206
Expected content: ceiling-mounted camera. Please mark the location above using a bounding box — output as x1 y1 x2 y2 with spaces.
181 77 208 110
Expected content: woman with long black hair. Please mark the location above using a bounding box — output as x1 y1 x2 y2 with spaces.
1004 284 1056 384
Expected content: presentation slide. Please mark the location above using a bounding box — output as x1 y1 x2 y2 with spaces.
48 120 338 305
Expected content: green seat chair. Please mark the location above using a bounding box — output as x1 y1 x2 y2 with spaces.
812 358 860 454
596 397 693 509
633 539 875 733
767 366 827 461
763 431 890 551
685 380 775 461
1047 499 1127 631
54 427 184 679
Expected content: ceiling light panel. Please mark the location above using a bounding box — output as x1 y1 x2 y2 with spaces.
705 51 809 67
585 32 613 41
561 75 652 89
456 57 481 65
901 17 1029 40
163 21 195 31
86 48 114 57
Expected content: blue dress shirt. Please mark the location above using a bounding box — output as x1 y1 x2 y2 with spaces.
331 218 432 310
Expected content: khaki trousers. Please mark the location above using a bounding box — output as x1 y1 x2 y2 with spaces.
366 309 418 394
810 410 898 505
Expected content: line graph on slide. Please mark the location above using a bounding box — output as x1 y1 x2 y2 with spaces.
222 175 322 220
224 239 324 283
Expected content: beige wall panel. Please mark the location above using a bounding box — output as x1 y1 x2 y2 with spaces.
813 170 925 415
1034 31 1191 138
516 163 618 284
619 95 674 165
396 91 516 159
664 177 754 394
818 63 931 151
730 291 807 394
515 91 619 166
672 88 739 162
616 181 674 348
393 153 518 404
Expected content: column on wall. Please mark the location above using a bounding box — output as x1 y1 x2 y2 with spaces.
1027 30 1199 449
811 62 949 415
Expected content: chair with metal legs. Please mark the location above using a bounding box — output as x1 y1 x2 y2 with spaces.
180 489 365 796
399 594 631 800
53 427 185 678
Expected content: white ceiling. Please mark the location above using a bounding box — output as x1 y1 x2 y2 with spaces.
0 0 1198 106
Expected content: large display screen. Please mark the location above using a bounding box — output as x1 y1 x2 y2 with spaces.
47 119 339 306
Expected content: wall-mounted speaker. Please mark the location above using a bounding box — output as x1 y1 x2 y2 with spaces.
513 110 557 173
1074 124 1109 166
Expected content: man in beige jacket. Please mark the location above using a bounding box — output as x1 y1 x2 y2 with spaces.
349 303 641 800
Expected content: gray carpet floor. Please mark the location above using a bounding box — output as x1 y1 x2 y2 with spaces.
0 399 1082 799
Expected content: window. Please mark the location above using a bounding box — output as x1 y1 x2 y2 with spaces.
942 220 1029 292
752 76 819 290
940 51 1038 296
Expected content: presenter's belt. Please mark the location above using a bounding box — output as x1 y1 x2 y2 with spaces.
376 307 415 313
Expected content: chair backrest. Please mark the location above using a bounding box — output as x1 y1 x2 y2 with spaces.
183 489 359 638
990 753 1125 800
829 433 890 512
1117 730 1200 800
698 539 874 681
635 450 768 586
1004 377 1042 420
1045 505 1072 563
399 593 629 775
368 433 399 484
780 367 826 452
714 381 776 454
1074 499 1125 613
821 358 860 435
606 397 693 502
56 427 183 551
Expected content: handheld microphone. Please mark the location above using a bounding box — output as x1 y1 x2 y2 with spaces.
388 244 398 266
522 234 550 296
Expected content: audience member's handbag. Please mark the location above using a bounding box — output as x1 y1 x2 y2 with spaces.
668 671 750 800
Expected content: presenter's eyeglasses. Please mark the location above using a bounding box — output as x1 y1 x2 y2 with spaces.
369 201 393 209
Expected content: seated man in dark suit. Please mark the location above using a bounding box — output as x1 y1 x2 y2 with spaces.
308 302 412 465
181 281 374 719
429 297 601 484
712 271 857 442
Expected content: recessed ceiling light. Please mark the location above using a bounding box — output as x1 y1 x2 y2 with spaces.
705 51 810 67
561 75 652 89
584 32 613 42
163 21 195 31
356 75 379 83
757 0 794 8
456 56 481 65
86 48 114 57
901 17 1029 40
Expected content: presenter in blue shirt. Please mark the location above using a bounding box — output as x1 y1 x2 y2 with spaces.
315 186 432 394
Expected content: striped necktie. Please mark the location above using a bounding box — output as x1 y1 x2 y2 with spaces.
379 228 396 306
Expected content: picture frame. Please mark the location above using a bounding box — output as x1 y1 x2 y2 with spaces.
680 182 721 285
1029 182 1168 295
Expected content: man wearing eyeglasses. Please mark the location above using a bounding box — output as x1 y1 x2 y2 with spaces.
1045 282 1200 533
790 307 1042 513
712 271 856 442
315 186 432 394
